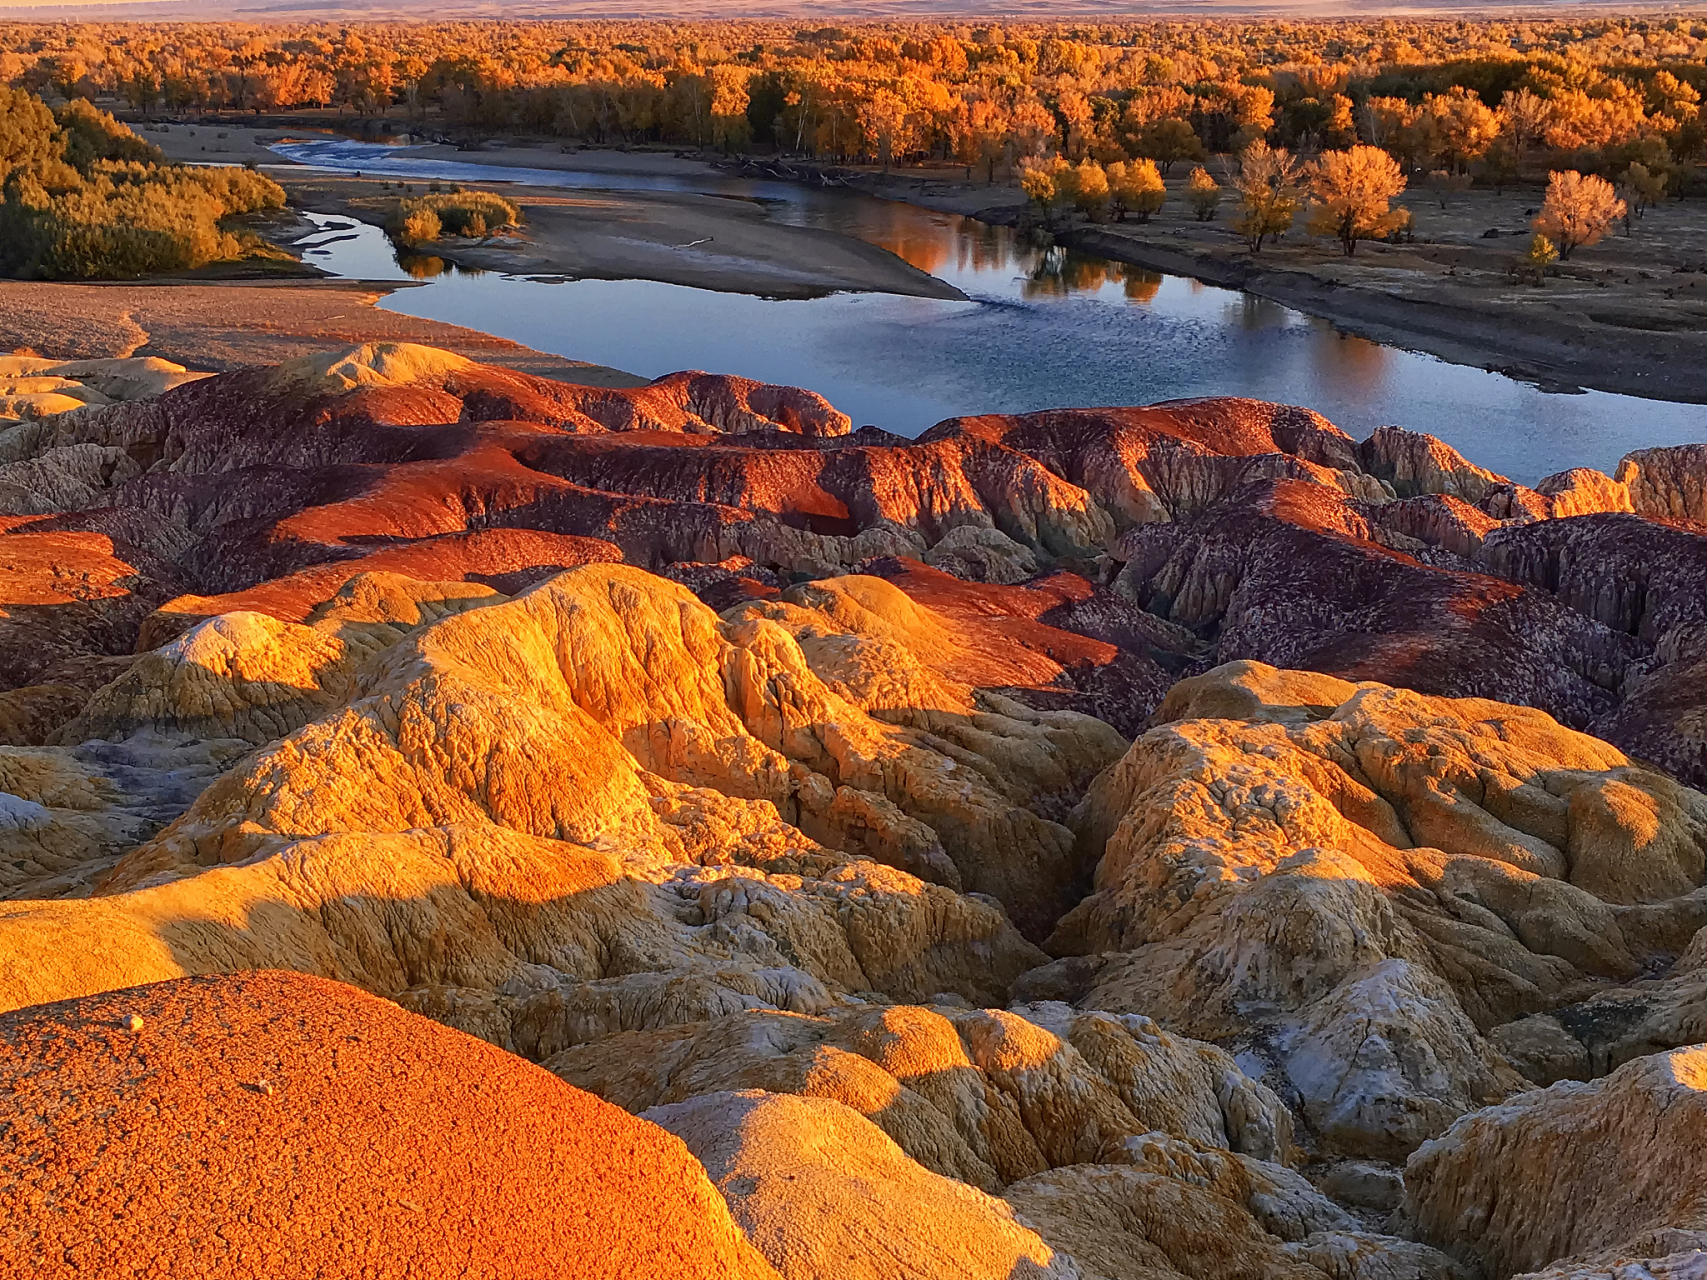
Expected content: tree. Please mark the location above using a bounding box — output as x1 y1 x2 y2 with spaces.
1522 232 1558 285
1422 168 1472 210
1064 158 1109 221
1106 158 1164 222
1306 145 1407 256
1019 154 1068 221
1186 165 1221 221
1230 140 1298 254
1534 170 1625 259
1423 86 1499 174
962 96 1008 182
1622 160 1667 218
1134 116 1203 174
1499 88 1551 163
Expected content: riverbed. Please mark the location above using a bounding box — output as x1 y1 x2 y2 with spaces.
276 138 1706 483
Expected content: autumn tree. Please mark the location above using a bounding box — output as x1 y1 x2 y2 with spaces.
1186 165 1221 220
1622 160 1667 217
1230 140 1298 253
1056 159 1103 219
1522 232 1558 285
1534 169 1625 259
1423 86 1499 174
1019 154 1068 221
1106 158 1165 222
1306 145 1407 256
1133 116 1203 173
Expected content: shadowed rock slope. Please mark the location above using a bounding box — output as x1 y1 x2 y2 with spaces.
3 343 1707 1279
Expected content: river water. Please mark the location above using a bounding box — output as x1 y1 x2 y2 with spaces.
275 138 1705 482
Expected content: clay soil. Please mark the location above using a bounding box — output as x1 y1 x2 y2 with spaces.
0 971 774 1280
0 278 645 383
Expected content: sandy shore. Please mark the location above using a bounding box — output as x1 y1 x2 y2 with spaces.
153 126 964 303
274 162 963 302
146 121 331 166
126 124 1707 400
0 280 645 385
835 165 1707 404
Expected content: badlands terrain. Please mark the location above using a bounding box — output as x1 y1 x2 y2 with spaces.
2 341 1707 1278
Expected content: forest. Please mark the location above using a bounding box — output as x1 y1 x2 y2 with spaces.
0 89 283 278
1 16 1704 192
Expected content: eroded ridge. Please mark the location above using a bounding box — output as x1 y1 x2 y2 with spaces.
3 343 1706 1279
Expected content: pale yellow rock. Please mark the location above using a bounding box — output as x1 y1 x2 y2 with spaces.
264 342 474 395
0 736 243 901
61 612 358 748
0 566 1113 1020
1533 468 1635 518
641 1090 1079 1280
1406 1046 1707 1280
43 356 210 400
0 356 204 431
1004 1164 1322 1280
1360 425 1508 504
1514 1250 1707 1280
1051 660 1707 1157
546 1000 1294 1191
1006 1161 1465 1278
1616 444 1707 525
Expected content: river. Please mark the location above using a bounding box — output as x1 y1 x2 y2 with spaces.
275 138 1705 483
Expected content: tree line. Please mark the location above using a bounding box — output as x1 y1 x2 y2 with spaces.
3 16 1706 192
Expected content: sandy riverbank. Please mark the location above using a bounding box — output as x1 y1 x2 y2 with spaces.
275 166 963 302
147 125 1707 401
151 126 961 301
0 279 644 385
834 165 1707 404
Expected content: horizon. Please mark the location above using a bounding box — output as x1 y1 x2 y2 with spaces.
0 0 1692 18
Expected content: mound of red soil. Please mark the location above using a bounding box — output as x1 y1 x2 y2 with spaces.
0 970 779 1280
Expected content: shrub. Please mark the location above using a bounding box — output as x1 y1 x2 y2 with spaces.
397 206 442 243
1186 166 1222 221
386 189 519 241
0 95 285 280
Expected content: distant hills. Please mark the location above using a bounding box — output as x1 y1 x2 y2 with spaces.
0 0 1682 20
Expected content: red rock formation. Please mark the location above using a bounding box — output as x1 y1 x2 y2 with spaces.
7 341 1707 784
0 970 779 1280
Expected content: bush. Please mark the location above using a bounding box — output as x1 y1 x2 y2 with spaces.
386 189 520 242
1186 166 1222 221
397 206 442 243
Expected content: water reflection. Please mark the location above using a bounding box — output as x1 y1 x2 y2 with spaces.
1016 240 1164 302
1309 331 1394 403
273 138 1706 481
